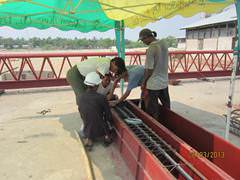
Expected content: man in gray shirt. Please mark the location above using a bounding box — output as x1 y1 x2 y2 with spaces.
139 28 170 121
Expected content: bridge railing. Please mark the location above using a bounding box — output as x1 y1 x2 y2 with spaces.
0 50 238 89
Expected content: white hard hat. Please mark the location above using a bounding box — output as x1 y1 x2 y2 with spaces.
97 65 109 76
84 72 101 86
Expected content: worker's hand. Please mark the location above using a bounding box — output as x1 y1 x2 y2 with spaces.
142 89 148 98
109 100 119 107
141 82 146 91
113 78 120 89
107 94 112 101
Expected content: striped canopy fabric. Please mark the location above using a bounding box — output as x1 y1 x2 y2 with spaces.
0 0 234 32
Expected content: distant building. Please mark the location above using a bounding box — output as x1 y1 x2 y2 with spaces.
110 46 117 52
180 7 236 50
177 37 186 50
22 44 30 48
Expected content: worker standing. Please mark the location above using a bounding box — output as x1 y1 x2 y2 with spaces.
139 28 170 120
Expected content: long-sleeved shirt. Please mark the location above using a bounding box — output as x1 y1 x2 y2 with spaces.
77 89 112 139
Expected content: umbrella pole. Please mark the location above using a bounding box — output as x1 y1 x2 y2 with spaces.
225 1 240 140
115 20 125 95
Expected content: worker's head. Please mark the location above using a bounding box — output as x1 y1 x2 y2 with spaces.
97 66 109 77
138 28 157 45
84 72 101 90
110 57 127 76
101 74 111 88
96 66 112 88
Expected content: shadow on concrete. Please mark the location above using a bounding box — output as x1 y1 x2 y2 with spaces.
5 112 82 140
1 108 132 179
58 112 82 139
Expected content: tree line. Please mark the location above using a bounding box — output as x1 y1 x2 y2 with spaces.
0 36 177 50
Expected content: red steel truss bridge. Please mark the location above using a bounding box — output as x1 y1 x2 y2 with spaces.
0 50 239 89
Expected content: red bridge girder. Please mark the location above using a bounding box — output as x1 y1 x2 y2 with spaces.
0 50 239 89
112 100 240 179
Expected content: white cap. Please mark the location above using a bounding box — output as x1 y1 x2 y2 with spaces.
84 72 101 86
97 65 109 76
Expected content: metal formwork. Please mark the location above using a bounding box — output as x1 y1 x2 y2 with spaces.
230 109 240 136
114 104 204 180
111 100 239 180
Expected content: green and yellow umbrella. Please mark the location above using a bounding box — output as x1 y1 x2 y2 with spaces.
0 0 234 32
0 0 235 58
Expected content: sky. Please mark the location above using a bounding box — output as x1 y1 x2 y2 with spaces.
0 2 235 42
0 12 207 41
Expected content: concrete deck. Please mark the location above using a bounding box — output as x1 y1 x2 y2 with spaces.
0 77 239 180
0 87 131 180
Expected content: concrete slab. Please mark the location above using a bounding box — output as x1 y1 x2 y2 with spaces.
0 77 239 180
0 88 131 180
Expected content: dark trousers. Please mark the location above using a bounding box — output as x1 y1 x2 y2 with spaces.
146 87 170 120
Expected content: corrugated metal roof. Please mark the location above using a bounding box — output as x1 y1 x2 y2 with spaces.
181 7 236 29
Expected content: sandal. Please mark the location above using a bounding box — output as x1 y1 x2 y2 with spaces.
85 144 93 151
103 135 112 147
83 138 93 151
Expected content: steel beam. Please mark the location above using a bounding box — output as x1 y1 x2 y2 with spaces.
0 79 68 89
111 100 237 179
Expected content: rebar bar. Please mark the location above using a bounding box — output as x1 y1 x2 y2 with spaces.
114 104 195 180
230 109 240 136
